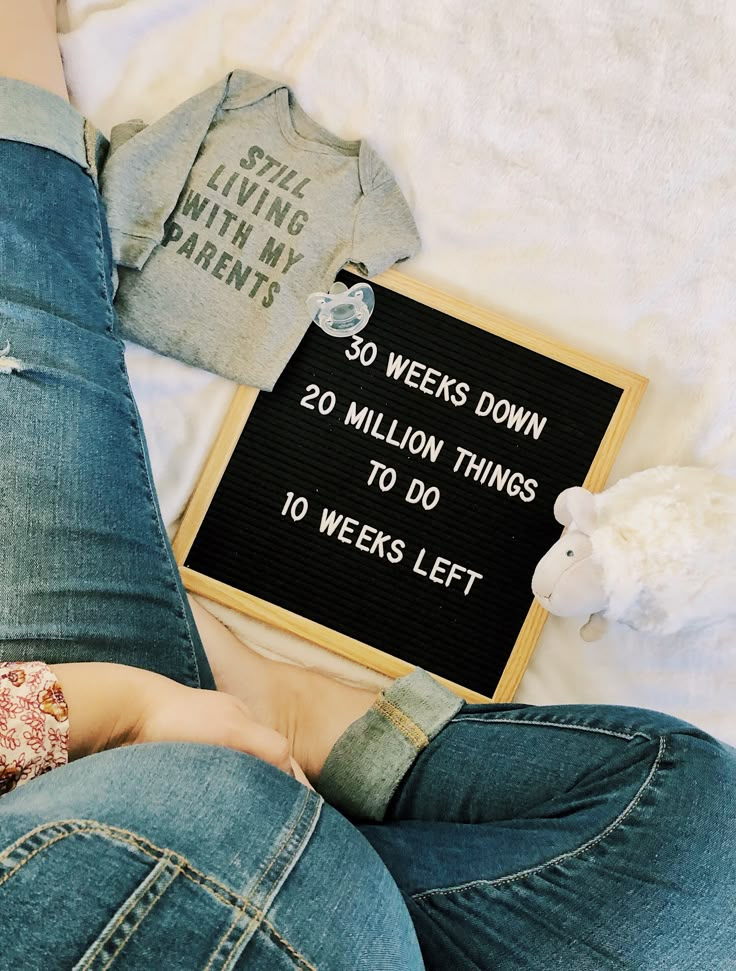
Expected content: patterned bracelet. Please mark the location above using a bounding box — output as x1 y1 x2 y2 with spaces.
0 661 70 796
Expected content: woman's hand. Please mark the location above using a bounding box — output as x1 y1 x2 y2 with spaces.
51 663 312 788
134 675 312 787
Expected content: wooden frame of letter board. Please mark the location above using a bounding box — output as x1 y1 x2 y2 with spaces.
173 268 647 703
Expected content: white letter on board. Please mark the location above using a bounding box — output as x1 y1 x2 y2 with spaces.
475 390 494 416
413 548 429 577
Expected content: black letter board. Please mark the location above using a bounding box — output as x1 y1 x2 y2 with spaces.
175 269 646 701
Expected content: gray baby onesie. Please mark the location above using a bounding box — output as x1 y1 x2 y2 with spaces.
101 70 420 388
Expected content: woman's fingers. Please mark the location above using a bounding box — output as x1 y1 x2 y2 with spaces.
228 709 293 774
225 702 314 789
137 683 313 788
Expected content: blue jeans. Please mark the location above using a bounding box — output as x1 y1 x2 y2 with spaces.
1 80 734 970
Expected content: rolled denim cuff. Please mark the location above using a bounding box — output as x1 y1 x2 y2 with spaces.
0 78 108 183
317 668 464 822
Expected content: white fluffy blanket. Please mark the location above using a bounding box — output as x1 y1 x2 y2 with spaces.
60 0 736 745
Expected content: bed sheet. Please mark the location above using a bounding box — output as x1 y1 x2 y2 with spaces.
60 0 736 745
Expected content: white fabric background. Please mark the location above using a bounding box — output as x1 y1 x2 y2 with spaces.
59 0 736 744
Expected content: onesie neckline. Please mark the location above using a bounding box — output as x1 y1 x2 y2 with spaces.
275 86 361 158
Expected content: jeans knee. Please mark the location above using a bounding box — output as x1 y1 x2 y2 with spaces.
1 745 424 970
663 726 736 803
615 705 736 808
638 727 736 899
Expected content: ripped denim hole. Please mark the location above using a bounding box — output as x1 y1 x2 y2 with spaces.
0 340 24 374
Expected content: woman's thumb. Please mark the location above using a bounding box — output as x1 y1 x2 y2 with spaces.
230 711 315 790
230 715 293 774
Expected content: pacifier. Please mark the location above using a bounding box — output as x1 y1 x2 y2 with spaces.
306 282 375 337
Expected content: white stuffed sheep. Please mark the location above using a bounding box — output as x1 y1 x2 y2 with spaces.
531 465 736 640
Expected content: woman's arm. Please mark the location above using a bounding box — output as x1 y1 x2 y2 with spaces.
0 3 312 793
0 660 310 794
51 662 303 780
0 0 68 100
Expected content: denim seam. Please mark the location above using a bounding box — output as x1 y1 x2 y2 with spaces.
84 174 203 688
76 855 181 970
89 182 115 335
221 919 318 971
91 172 204 688
223 797 314 970
91 862 180 970
257 920 318 971
246 787 316 903
205 790 319 971
0 820 319 971
453 715 653 743
119 364 204 689
412 734 667 901
0 819 243 908
375 696 429 749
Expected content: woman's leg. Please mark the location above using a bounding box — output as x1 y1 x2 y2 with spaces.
0 68 213 687
0 27 421 966
0 2 374 776
0 0 67 101
0 743 424 969
318 669 736 969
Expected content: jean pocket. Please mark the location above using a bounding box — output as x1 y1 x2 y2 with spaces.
0 820 238 970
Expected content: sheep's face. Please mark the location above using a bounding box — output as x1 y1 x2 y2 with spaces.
531 530 607 617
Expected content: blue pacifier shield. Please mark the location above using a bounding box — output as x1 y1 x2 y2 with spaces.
307 282 375 337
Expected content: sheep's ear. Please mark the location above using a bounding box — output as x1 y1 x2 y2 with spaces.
554 487 597 534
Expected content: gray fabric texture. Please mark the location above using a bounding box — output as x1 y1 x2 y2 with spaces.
100 70 420 388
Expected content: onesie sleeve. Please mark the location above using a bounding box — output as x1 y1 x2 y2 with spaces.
0 662 69 797
349 145 421 277
100 76 230 270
